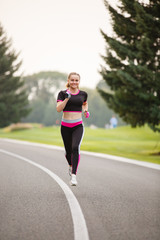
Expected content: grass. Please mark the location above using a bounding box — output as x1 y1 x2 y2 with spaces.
0 125 160 164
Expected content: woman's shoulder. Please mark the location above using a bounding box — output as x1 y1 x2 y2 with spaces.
79 90 87 94
58 89 67 94
57 90 67 101
79 90 88 96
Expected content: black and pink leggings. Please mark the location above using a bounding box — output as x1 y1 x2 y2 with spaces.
61 118 84 175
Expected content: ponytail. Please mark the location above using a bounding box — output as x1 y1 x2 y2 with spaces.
66 82 70 88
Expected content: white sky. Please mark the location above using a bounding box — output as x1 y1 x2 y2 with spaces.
0 0 118 88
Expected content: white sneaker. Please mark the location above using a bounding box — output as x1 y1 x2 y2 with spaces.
70 174 77 186
69 166 72 176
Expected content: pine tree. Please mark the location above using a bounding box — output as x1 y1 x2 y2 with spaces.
98 0 160 132
0 23 30 128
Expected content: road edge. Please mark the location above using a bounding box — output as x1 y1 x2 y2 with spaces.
1 138 160 170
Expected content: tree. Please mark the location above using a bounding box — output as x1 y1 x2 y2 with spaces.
98 0 160 132
82 87 125 128
23 98 60 126
23 71 67 103
22 71 67 126
0 23 30 128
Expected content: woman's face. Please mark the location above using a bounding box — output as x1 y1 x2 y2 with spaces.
68 74 80 89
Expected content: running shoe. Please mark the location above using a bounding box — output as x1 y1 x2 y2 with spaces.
69 166 72 176
70 174 77 186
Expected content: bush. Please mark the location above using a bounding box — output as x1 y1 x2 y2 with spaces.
3 123 33 132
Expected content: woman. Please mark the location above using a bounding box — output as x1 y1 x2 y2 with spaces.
56 72 89 186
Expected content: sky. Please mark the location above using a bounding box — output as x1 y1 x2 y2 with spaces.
0 0 118 88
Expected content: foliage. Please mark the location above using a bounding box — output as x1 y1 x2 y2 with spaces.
82 87 125 127
23 71 67 103
22 71 67 126
0 23 30 127
22 98 60 126
3 123 33 132
98 0 160 132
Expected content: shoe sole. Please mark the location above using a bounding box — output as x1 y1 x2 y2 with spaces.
70 181 77 186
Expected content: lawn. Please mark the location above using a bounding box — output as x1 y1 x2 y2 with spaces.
0 124 159 164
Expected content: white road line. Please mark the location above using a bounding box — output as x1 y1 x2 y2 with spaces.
1 138 160 170
0 149 89 240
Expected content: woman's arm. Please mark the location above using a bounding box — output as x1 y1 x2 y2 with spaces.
82 101 88 112
82 102 89 118
56 99 69 112
56 92 71 112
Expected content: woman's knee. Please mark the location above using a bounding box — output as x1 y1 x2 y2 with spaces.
72 145 79 153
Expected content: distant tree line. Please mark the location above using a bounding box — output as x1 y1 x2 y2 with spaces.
21 71 66 126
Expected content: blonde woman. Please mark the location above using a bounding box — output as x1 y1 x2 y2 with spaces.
56 72 89 186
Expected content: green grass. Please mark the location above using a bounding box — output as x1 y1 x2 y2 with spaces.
0 125 160 164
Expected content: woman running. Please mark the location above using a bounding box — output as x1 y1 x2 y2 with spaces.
56 72 89 186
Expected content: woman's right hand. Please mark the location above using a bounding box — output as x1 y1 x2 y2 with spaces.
65 92 71 99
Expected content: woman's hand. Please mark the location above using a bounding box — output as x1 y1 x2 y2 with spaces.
84 110 90 118
65 92 71 99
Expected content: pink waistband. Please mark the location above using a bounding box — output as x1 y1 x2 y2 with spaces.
61 121 83 128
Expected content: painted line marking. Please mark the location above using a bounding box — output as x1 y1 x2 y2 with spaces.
1 138 160 171
0 149 89 240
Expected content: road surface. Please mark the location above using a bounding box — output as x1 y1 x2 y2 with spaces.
0 139 160 240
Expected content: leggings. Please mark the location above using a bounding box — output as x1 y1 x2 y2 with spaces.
61 123 84 175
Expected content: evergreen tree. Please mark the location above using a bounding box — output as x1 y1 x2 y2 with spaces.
98 0 160 132
0 23 30 128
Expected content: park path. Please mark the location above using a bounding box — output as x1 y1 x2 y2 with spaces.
0 139 160 240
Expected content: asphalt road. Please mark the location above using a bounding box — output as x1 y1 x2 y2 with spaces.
0 139 160 240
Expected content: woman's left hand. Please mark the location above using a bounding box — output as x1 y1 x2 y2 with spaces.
84 111 90 118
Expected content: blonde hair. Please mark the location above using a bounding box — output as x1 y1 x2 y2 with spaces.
66 72 81 88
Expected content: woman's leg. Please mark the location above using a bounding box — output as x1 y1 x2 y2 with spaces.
61 125 72 166
71 124 84 175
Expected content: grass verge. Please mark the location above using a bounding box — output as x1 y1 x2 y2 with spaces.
0 125 159 164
